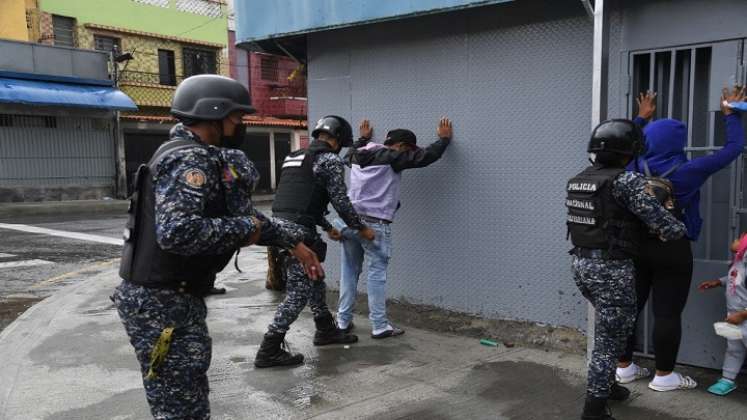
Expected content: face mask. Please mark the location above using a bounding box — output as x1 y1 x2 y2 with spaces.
222 123 246 149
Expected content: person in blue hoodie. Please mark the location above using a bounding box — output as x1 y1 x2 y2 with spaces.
617 86 746 392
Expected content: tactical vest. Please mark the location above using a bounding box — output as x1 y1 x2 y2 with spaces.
119 139 234 297
566 165 644 258
272 141 335 228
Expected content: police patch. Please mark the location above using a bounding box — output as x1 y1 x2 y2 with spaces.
183 169 206 188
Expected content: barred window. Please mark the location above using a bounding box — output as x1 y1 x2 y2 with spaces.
132 0 169 7
94 35 120 53
52 15 76 47
260 56 279 82
183 47 217 77
176 0 223 18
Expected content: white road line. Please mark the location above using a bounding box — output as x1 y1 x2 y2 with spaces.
0 259 54 269
0 253 16 258
0 223 123 246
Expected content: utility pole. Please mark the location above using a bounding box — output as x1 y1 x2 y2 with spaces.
111 49 128 199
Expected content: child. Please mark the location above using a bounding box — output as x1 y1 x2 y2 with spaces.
698 233 747 396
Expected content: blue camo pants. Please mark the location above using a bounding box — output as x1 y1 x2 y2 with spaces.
114 281 211 420
572 256 637 398
268 256 330 334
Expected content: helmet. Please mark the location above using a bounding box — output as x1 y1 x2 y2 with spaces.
588 119 645 156
171 74 255 121
311 115 353 147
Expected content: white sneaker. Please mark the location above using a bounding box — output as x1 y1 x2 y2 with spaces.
615 364 651 384
648 372 698 392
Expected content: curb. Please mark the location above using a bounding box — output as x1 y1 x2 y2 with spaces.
0 196 275 219
0 200 129 218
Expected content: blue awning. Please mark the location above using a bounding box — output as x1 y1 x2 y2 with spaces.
0 77 138 111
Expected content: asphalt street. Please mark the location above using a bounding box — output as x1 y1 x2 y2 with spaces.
0 213 125 331
0 204 273 332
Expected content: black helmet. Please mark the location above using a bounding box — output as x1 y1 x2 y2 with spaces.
312 115 353 147
171 74 255 121
588 119 645 156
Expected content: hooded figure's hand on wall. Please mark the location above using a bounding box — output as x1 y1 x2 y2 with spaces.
637 90 657 121
721 85 746 116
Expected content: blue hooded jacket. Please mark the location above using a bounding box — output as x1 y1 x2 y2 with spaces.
630 114 744 241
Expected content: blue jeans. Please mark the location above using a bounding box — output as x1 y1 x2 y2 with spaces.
336 220 392 332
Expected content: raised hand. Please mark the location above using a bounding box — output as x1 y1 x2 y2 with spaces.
359 119 373 139
721 85 747 116
437 117 453 140
637 91 657 121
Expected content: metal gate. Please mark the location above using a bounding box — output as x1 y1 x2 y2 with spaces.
0 112 115 200
627 39 747 368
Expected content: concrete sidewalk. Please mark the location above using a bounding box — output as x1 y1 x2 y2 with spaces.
0 250 745 420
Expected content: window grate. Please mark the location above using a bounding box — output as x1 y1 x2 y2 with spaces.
132 0 169 7
261 56 279 81
94 35 120 53
52 15 76 47
183 47 217 77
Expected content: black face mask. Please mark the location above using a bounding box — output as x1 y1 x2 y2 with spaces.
221 123 246 149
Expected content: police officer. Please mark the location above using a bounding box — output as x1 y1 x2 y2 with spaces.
567 119 687 420
254 115 375 368
113 74 323 419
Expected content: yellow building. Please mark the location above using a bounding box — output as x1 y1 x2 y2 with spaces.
0 0 38 42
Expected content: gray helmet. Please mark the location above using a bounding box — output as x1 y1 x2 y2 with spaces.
311 115 353 147
171 74 255 121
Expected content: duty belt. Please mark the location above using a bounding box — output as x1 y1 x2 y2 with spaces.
570 247 628 260
361 215 391 225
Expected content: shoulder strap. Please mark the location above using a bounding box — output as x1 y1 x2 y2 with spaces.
148 139 200 171
660 162 682 178
642 159 681 179
642 160 653 177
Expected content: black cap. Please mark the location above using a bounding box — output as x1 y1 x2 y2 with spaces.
384 129 417 146
171 74 255 121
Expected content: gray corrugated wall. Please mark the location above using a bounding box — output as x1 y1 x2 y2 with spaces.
308 0 594 330
0 114 115 187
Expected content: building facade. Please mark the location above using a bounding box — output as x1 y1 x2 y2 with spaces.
0 38 137 201
236 0 747 369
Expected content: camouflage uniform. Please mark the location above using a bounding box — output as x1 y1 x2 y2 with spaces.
220 148 305 247
268 151 365 335
572 171 686 399
114 124 280 419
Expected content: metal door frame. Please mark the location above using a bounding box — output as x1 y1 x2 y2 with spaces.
626 39 746 358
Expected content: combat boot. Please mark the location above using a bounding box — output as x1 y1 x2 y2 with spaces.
313 312 358 346
581 396 615 420
608 383 630 401
254 332 304 368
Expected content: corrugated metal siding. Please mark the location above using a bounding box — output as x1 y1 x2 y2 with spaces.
0 113 115 187
308 1 593 331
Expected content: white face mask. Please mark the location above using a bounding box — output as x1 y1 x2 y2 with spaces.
588 153 597 163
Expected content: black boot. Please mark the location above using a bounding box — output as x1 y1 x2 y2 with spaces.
254 332 304 368
313 312 358 346
581 397 615 420
608 383 630 402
